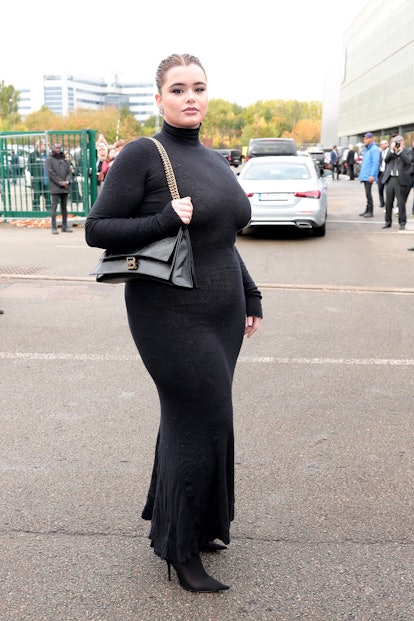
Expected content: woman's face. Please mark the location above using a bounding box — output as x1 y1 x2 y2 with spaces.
155 63 208 129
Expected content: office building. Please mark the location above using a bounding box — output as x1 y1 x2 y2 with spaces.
42 73 156 123
15 88 32 117
322 0 414 146
15 73 156 123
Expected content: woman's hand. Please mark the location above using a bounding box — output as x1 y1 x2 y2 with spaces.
244 316 262 338
172 196 193 225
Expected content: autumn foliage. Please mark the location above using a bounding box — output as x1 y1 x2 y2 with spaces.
1 81 322 147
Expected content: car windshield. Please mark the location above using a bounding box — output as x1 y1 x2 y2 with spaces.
244 162 311 181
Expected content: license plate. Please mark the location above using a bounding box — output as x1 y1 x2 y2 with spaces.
259 193 289 201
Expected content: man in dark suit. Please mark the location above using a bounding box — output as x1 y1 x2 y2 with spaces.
346 145 356 180
381 135 412 230
377 139 389 207
408 138 414 216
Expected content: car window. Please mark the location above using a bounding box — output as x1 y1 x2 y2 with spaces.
248 139 297 156
244 163 311 181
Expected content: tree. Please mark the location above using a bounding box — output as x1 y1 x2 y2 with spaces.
0 78 322 146
238 99 322 145
202 99 245 148
0 81 21 130
23 105 142 143
25 106 64 131
288 119 322 146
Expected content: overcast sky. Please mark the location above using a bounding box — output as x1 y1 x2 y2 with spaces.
3 0 368 108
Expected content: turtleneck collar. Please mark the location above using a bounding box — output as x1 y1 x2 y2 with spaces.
160 120 201 145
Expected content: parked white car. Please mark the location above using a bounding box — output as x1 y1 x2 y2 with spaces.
237 155 328 237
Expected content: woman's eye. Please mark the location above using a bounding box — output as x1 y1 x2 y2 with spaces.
171 88 183 94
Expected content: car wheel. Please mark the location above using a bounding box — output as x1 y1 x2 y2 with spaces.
313 223 326 237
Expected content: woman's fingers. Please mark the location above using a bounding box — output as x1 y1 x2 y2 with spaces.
172 197 193 223
244 316 262 338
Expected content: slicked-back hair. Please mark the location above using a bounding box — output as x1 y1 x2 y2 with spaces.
155 54 207 94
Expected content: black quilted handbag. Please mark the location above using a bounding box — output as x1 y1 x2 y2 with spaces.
90 138 196 288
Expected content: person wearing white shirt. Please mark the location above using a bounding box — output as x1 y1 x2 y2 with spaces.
377 139 389 208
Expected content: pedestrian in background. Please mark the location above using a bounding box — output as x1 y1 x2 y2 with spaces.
114 139 126 154
377 139 389 208
106 146 117 170
9 150 19 184
381 135 411 230
359 132 380 218
28 139 50 210
46 142 73 234
64 150 83 204
330 146 340 179
96 144 109 194
346 145 356 180
408 138 414 216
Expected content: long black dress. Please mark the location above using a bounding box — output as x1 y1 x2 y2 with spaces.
85 122 262 564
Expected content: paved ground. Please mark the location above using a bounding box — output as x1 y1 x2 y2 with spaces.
1 179 413 620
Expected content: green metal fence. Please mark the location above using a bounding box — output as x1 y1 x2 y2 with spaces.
0 130 98 219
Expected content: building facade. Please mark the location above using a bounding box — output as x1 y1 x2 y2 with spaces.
16 88 32 117
25 74 157 123
42 74 156 123
336 0 414 146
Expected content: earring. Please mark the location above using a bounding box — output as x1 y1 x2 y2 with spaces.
158 106 164 116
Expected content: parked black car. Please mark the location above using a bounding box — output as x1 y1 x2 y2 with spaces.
307 147 326 175
214 149 242 167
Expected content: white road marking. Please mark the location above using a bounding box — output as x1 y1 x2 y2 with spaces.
1 352 413 366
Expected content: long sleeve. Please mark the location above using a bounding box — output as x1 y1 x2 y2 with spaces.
369 147 381 179
85 139 183 252
235 247 263 318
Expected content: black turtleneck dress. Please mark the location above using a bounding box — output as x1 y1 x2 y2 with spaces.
85 122 262 564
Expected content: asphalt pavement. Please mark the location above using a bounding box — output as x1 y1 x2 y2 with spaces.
1 178 414 621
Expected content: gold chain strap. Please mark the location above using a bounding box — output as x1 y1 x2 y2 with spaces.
146 137 180 201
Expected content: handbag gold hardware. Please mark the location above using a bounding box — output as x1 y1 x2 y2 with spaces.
126 257 138 270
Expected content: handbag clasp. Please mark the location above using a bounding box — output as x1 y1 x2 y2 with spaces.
126 256 138 270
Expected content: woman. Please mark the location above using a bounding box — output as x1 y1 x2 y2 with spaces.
64 150 83 203
85 53 262 593
96 143 109 193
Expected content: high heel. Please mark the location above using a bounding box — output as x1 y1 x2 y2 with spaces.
166 554 229 592
201 541 227 552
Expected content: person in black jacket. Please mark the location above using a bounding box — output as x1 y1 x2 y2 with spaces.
346 145 356 180
408 138 414 216
46 143 72 234
377 139 390 207
381 135 411 230
28 139 50 210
